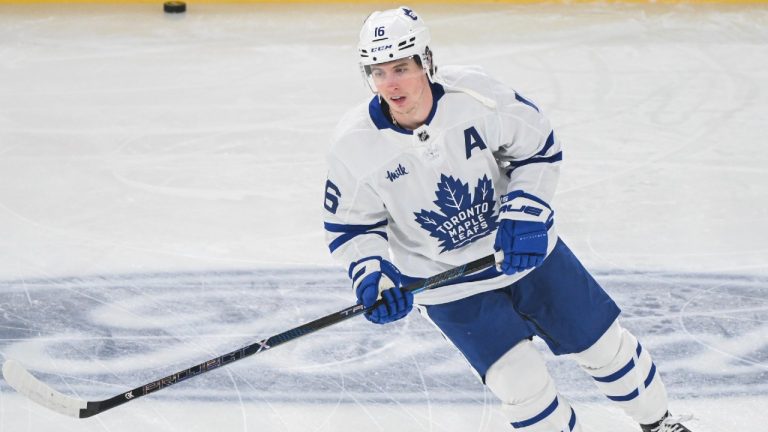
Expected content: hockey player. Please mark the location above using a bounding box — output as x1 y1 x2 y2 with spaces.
323 6 692 432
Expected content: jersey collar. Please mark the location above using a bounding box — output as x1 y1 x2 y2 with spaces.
368 81 446 135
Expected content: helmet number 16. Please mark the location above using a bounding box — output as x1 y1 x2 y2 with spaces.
374 26 385 37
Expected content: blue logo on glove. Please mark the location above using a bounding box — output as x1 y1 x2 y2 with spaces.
414 174 498 253
500 203 543 217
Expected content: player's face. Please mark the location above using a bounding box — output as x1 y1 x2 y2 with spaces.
369 57 431 120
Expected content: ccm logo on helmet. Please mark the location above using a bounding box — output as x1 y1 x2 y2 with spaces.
402 8 417 20
371 44 393 52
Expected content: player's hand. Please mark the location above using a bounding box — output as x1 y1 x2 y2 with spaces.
494 191 552 275
352 258 413 324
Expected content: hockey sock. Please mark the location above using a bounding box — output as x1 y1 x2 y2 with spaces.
573 320 668 424
486 340 582 432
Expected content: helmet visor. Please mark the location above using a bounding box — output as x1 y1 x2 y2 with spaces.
362 56 426 92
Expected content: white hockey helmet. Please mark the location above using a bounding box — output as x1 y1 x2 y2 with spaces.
358 6 435 92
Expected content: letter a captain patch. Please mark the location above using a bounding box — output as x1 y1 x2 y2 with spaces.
464 126 487 159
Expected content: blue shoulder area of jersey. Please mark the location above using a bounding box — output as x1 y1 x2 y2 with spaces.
368 81 446 134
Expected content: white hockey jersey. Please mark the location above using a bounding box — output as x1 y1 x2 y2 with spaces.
323 65 562 305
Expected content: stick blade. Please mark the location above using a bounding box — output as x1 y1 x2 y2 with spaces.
2 359 87 418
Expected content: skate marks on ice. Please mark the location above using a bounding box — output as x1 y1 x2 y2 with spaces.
546 271 768 402
0 267 766 406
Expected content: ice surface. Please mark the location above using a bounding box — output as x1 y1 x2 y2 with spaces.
0 3 766 431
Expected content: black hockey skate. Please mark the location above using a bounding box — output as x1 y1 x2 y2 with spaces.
640 412 693 432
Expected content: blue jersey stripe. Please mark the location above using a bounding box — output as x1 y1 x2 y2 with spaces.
326 221 389 252
328 231 387 253
568 408 577 431
515 92 540 113
324 220 387 233
535 131 556 157
505 152 563 177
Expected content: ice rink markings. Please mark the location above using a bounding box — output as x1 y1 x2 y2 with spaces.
1 267 766 405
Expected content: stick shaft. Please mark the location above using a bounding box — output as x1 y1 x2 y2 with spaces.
4 253 498 418
82 254 497 417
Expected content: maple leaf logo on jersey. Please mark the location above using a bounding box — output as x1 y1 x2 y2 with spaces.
414 174 498 253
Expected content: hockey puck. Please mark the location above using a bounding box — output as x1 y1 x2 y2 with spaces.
163 1 186 13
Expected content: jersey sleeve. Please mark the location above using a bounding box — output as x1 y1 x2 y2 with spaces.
493 91 562 204
323 152 391 278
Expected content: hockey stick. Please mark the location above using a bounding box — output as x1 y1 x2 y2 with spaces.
2 252 500 419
